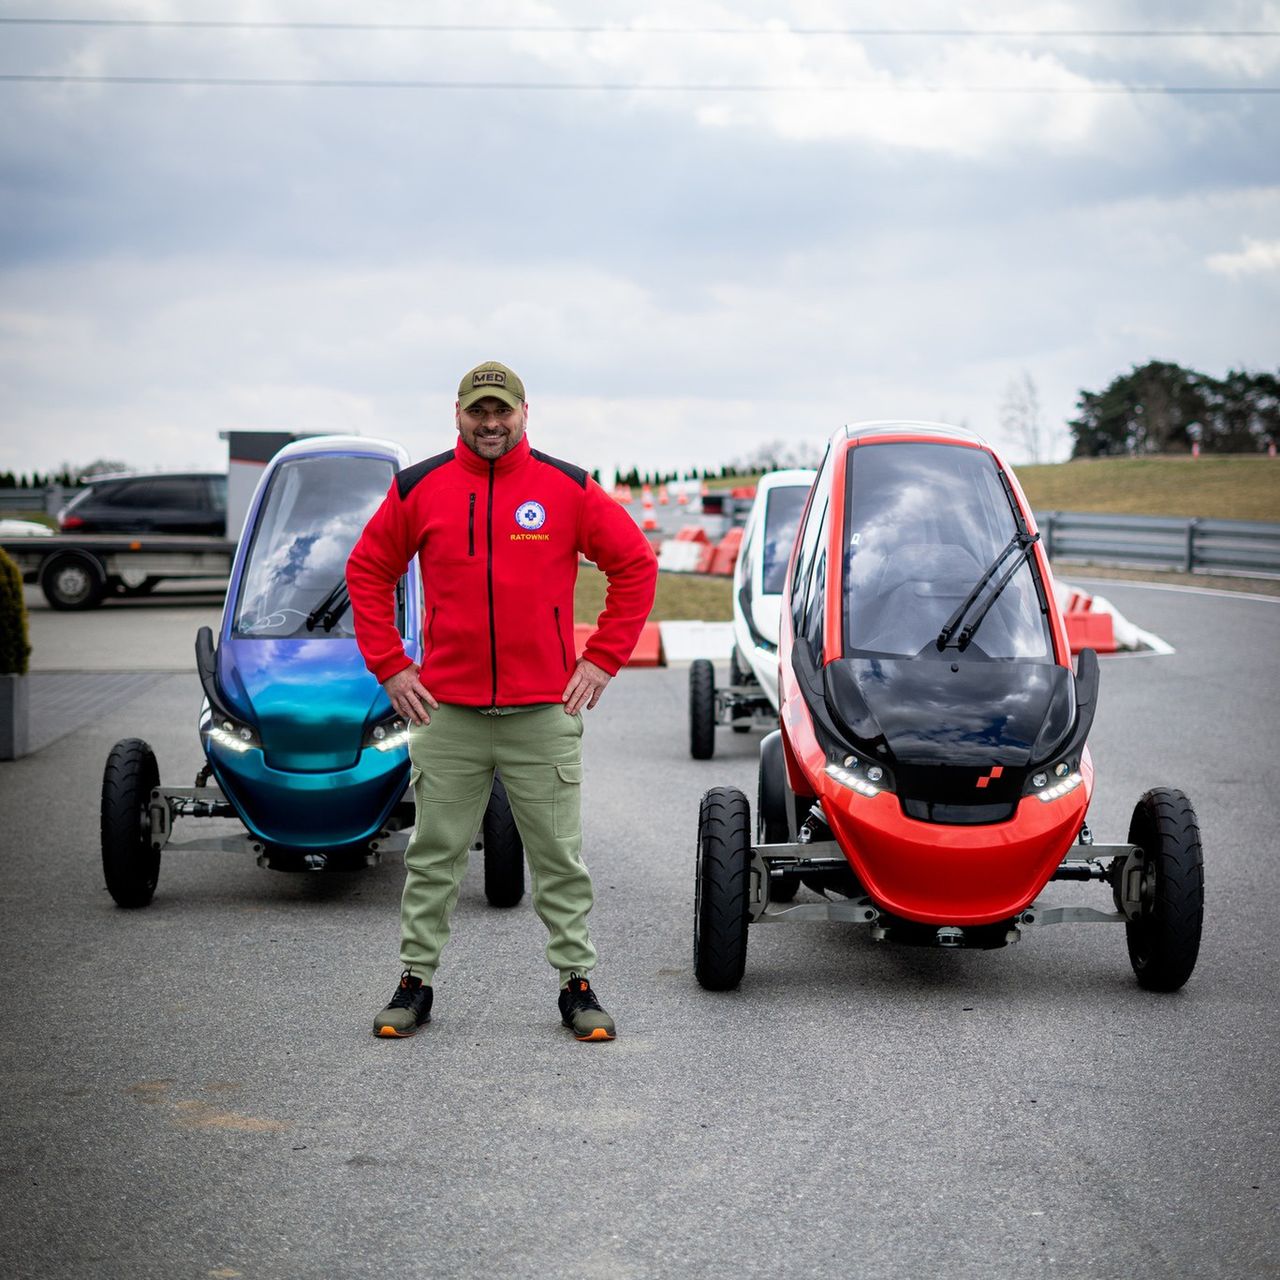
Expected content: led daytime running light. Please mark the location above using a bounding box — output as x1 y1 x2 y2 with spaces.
1035 771 1083 803
825 763 880 798
207 725 253 754
371 728 411 753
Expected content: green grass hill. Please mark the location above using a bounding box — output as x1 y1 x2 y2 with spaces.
1014 456 1278 523
709 455 1278 522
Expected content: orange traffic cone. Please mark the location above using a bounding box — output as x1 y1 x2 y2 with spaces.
658 484 669 505
641 488 659 532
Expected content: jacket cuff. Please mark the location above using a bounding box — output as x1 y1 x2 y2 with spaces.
581 645 621 677
372 655 415 685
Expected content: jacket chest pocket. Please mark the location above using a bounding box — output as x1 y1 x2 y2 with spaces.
423 491 481 564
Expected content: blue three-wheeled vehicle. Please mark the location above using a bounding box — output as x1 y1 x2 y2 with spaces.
100 436 523 907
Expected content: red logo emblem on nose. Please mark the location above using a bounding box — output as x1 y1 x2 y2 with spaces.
976 766 1004 789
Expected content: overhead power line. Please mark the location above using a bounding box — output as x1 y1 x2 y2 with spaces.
0 18 1277 38
1 74 1275 94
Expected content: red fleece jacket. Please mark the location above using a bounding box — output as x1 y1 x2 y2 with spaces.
347 435 658 707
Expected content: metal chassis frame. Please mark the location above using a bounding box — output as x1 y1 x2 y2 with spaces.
715 683 776 730
146 782 411 866
747 839 1145 937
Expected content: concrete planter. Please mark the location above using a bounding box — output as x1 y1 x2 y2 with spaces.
0 672 29 760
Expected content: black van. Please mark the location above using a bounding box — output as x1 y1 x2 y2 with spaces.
58 472 227 536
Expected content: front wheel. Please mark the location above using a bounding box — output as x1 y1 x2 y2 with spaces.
482 773 525 908
757 731 798 902
101 738 161 907
689 659 716 760
694 786 751 990
1124 788 1204 992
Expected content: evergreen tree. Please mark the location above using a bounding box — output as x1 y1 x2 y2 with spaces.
1069 361 1279 457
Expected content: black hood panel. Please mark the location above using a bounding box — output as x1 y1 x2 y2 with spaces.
824 658 1073 769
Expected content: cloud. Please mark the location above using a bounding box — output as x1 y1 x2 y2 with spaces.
1206 237 1280 277
1 0 1279 480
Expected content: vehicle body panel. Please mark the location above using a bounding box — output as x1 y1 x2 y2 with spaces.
202 436 422 851
731 468 816 708
778 422 1093 926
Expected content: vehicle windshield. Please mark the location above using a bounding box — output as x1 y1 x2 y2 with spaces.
234 455 396 638
842 442 1051 661
761 485 810 594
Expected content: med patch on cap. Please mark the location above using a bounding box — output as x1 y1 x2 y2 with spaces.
458 361 526 411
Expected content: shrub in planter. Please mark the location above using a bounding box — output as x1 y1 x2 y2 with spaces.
0 548 31 759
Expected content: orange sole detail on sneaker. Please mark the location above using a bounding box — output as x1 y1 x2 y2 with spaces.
577 1028 615 1041
376 1026 413 1038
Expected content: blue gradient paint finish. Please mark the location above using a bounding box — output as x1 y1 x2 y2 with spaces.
219 636 389 772
198 435 424 852
202 706 408 847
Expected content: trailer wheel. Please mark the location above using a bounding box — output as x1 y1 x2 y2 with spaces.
101 738 161 908
694 786 751 990
482 773 525 908
42 551 107 611
1124 788 1204 992
689 659 716 759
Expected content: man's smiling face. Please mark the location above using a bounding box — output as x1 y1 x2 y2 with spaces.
456 395 528 460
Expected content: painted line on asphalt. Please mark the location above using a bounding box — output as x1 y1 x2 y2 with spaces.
1067 577 1280 606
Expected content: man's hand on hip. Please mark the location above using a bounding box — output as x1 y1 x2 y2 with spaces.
383 664 439 726
562 658 612 715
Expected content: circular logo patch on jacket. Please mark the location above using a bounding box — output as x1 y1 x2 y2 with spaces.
515 500 546 530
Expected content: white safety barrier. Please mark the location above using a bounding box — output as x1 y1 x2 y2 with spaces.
657 541 705 573
1054 579 1173 655
658 621 735 662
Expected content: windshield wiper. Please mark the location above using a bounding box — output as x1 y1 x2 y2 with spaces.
954 534 1040 651
305 578 351 632
936 532 1039 652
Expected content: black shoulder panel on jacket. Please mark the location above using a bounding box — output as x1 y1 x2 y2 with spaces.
530 448 587 489
396 449 454 499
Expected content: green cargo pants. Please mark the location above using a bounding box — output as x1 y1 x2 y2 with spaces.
400 701 597 987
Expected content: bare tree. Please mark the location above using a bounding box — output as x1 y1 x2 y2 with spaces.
734 437 825 473
999 371 1046 464
76 457 130 480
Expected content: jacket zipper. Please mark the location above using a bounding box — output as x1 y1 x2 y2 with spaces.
554 605 568 671
486 462 498 706
468 493 476 557
424 604 437 656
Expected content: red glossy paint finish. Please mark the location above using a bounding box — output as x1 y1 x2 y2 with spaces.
777 424 1096 927
818 759 1093 926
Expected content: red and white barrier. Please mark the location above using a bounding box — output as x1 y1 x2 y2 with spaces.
1052 580 1171 654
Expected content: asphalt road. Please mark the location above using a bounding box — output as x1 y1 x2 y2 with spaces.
1 582 1277 1279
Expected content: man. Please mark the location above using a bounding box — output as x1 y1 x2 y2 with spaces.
347 360 658 1042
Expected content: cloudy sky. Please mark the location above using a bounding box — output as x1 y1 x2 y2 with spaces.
1 0 1277 481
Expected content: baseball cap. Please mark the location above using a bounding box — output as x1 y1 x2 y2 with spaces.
457 360 526 411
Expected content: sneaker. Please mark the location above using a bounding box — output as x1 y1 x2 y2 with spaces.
373 971 433 1038
558 973 616 1041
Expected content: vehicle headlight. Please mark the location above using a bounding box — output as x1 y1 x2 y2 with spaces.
205 717 259 753
364 716 410 753
1033 770 1083 802
1025 756 1082 801
824 752 890 798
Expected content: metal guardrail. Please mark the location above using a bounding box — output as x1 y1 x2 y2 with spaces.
1 487 1275 575
0 489 54 514
1037 511 1280 577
